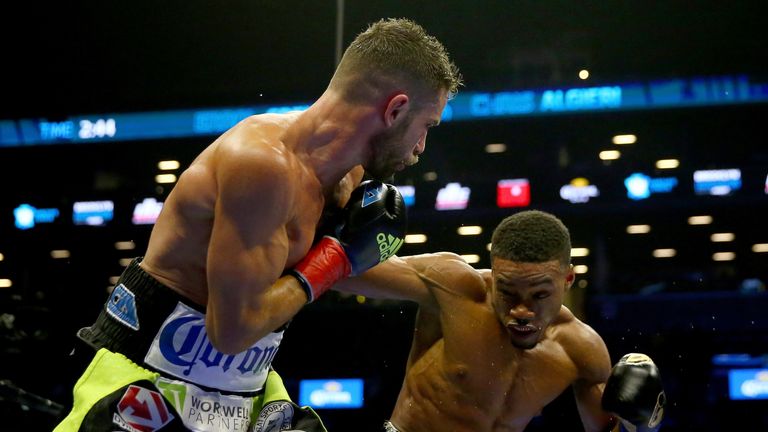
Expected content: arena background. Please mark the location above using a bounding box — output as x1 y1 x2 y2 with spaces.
2 1 768 430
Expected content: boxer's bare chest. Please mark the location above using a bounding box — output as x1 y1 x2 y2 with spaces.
283 179 326 268
283 171 356 268
439 309 579 428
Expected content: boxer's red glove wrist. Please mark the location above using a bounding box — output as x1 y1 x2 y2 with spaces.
288 236 352 303
288 180 407 303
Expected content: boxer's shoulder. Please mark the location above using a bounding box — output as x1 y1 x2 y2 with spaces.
239 111 302 130
555 309 611 381
221 112 302 156
211 117 300 177
202 135 301 224
411 252 486 301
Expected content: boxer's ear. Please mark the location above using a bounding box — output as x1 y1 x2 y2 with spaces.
383 93 410 127
565 264 575 291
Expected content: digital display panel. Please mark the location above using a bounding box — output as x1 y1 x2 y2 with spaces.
497 179 530 208
73 200 114 226
132 198 164 225
560 178 599 204
729 369 768 400
693 169 741 196
436 183 470 210
298 379 364 409
396 185 416 207
1 76 764 147
625 173 679 200
14 204 60 230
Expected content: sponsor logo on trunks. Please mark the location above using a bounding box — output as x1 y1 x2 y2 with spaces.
383 421 401 432
107 283 140 330
376 232 403 262
145 302 283 393
113 385 174 432
253 401 295 432
156 377 253 432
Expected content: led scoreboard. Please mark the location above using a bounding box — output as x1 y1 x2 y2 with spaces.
1 75 766 147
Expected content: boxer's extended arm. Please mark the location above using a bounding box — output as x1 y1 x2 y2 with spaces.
570 323 617 432
335 252 474 309
206 148 306 354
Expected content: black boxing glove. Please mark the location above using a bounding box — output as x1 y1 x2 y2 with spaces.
289 180 407 302
602 353 666 432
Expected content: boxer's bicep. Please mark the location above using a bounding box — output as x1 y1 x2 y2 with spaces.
573 379 615 432
572 324 616 432
206 150 296 352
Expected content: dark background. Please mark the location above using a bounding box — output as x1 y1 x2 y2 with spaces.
2 1 768 430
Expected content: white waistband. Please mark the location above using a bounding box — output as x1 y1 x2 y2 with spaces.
144 302 283 393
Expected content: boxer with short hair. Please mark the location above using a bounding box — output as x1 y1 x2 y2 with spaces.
55 18 461 432
337 210 666 432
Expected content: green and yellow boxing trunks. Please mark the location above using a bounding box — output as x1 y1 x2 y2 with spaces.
55 348 326 432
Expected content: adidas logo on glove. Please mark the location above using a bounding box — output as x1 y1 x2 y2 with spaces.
289 180 407 303
377 232 404 262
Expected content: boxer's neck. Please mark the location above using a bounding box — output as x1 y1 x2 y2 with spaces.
287 89 380 189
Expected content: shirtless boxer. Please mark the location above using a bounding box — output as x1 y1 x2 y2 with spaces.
55 18 461 432
337 210 666 432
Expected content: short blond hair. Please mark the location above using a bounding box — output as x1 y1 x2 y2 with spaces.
330 18 462 103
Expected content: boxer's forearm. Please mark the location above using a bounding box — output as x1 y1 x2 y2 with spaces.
206 275 307 354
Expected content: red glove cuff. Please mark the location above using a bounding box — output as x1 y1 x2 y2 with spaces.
290 236 352 302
